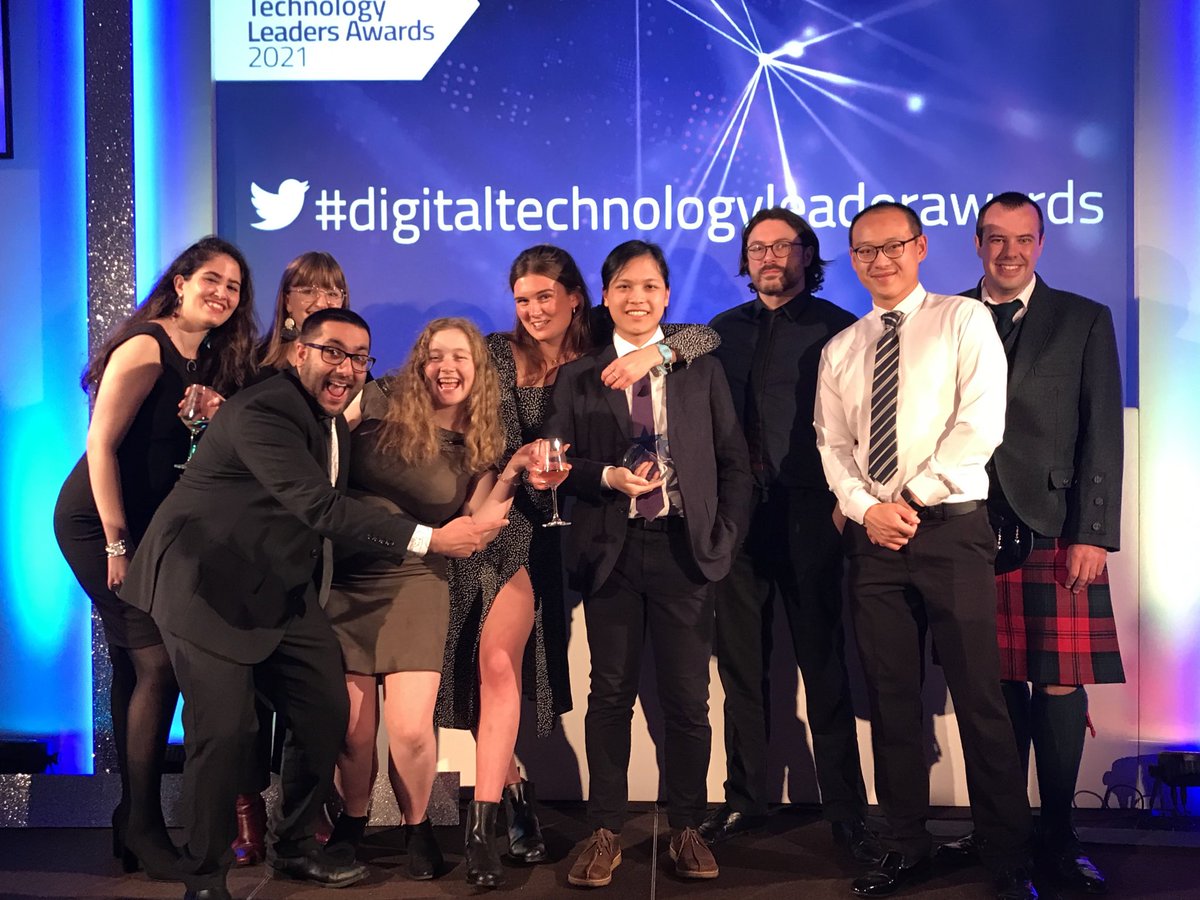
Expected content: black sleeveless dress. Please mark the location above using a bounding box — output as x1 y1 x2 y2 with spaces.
54 323 203 648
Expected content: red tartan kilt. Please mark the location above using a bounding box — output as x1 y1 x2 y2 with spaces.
994 536 1125 685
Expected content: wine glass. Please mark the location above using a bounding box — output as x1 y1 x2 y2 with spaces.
539 437 571 527
175 384 214 469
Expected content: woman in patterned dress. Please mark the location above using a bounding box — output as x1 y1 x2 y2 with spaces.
438 245 719 886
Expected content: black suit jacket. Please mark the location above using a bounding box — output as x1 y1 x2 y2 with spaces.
122 371 417 663
542 347 752 595
961 276 1123 548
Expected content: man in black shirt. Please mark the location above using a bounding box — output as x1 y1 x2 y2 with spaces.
704 207 875 863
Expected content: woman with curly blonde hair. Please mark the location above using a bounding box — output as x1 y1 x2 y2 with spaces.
323 317 541 881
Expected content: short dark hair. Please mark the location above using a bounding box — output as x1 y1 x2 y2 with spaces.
848 201 922 246
601 240 670 290
738 206 828 294
975 191 1045 239
301 307 371 340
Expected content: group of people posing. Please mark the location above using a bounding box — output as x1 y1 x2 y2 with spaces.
53 191 1123 900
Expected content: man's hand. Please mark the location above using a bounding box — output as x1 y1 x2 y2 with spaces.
429 515 509 558
1064 543 1107 593
607 463 664 499
600 345 664 391
863 502 920 550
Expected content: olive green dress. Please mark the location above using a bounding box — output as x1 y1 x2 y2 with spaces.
326 378 473 674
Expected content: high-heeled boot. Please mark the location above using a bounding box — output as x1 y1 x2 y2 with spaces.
502 780 548 864
230 793 266 867
464 800 504 887
325 811 369 866
404 817 444 880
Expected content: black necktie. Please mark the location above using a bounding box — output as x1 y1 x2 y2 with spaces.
992 299 1023 341
867 311 902 486
630 375 665 520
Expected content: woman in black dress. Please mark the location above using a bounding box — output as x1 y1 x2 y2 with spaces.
229 250 351 865
438 245 719 884
53 236 258 876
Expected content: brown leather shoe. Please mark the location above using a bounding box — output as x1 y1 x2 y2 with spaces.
669 827 719 879
567 828 622 887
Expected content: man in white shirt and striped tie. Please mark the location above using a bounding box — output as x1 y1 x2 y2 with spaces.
815 202 1036 900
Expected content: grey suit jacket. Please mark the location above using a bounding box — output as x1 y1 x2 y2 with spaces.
122 370 417 663
542 346 752 596
961 276 1123 549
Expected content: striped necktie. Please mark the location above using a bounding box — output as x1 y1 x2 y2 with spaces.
867 311 902 485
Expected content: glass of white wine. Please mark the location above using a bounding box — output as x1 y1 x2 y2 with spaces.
176 384 215 469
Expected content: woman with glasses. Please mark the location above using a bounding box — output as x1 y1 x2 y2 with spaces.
258 251 349 371
225 251 352 866
437 244 720 886
53 236 259 878
322 317 541 881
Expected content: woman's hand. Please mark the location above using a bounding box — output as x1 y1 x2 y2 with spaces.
600 344 668 391
107 554 130 592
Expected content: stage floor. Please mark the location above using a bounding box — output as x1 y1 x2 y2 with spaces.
1 804 1197 899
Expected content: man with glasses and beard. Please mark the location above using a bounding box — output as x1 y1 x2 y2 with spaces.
703 208 878 866
123 308 504 900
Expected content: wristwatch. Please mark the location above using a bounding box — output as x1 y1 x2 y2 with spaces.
650 342 673 377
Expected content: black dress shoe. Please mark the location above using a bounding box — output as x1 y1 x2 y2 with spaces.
1047 847 1106 894
697 804 766 844
833 819 885 867
183 889 232 900
851 851 932 896
995 867 1039 900
936 830 982 864
270 851 368 888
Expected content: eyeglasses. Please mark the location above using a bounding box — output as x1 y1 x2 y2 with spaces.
851 236 919 263
289 286 345 304
746 239 803 260
301 342 375 373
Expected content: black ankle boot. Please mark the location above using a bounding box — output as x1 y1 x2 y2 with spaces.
404 817 443 880
465 800 504 887
325 812 369 866
502 780 548 864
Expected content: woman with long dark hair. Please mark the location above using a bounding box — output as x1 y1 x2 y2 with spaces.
437 244 720 886
54 236 258 876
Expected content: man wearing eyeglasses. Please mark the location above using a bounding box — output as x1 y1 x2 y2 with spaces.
703 207 877 863
123 308 505 900
815 202 1036 899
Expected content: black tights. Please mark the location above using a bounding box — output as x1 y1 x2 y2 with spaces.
109 641 181 866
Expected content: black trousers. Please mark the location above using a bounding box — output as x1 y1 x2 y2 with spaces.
161 600 349 891
845 508 1032 872
583 522 715 831
714 486 866 821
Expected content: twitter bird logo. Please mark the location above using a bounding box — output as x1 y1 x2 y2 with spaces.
251 178 309 231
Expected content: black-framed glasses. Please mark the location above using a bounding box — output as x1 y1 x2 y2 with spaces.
302 342 375 373
746 239 803 260
851 236 919 263
289 286 345 304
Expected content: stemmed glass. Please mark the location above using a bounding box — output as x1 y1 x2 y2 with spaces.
539 437 571 527
175 384 214 469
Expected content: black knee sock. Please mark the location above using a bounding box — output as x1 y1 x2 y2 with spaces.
1030 687 1087 849
1001 680 1033 776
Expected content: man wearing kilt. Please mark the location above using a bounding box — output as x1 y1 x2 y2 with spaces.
941 192 1124 894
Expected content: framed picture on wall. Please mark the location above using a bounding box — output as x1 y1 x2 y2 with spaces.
0 0 12 158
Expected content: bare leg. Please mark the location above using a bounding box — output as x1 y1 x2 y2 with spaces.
381 670 442 823
474 567 535 802
335 673 379 818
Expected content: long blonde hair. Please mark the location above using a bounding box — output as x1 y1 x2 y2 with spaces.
372 318 504 473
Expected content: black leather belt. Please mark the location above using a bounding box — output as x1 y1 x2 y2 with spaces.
627 515 686 533
907 497 985 521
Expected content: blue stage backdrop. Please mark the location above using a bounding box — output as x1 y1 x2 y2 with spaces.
213 0 1134 400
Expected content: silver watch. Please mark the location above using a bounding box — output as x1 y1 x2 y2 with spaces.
651 342 673 376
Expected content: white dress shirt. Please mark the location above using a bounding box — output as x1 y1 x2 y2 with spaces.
601 327 682 518
814 283 1008 524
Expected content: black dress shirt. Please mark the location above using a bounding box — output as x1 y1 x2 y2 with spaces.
711 293 856 492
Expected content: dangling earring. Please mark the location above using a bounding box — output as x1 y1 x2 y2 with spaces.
571 305 579 318
173 294 183 317
282 315 299 341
